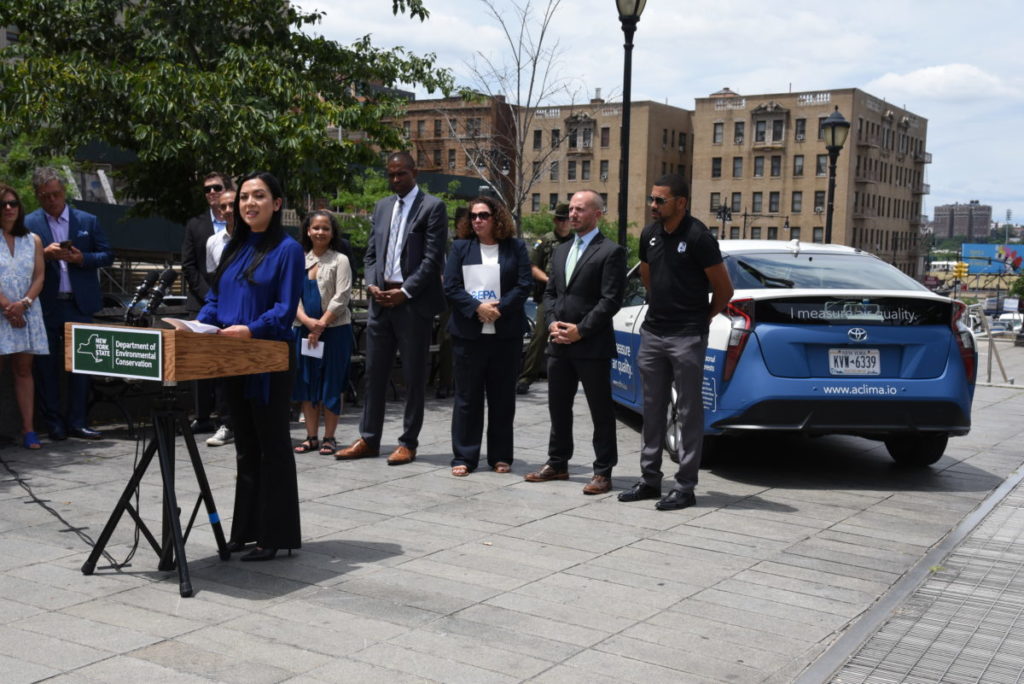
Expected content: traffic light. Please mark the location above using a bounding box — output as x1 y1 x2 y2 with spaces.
953 262 969 279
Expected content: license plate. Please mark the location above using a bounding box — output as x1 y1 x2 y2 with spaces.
828 348 880 376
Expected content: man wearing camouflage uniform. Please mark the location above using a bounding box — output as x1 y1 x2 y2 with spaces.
517 203 573 394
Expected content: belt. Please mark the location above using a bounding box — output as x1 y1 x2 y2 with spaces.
56 293 74 301
383 281 403 290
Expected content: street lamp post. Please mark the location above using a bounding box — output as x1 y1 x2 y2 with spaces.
820 106 850 244
616 0 647 247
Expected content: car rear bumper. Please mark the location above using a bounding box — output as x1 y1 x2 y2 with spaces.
710 399 971 436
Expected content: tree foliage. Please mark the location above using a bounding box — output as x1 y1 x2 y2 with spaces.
0 0 453 223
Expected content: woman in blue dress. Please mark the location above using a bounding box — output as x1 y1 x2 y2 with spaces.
197 172 304 562
0 184 47 449
291 210 353 456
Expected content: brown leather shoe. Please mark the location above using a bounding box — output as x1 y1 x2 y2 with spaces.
582 475 612 495
524 465 569 482
334 438 379 460
387 445 416 466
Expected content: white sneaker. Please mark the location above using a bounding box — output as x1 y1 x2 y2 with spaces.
206 426 234 447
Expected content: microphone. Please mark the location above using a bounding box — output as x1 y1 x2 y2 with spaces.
123 270 161 323
141 269 179 318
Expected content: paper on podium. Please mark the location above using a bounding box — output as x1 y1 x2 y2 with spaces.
163 318 220 334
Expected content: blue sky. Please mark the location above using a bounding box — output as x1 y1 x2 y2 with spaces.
311 0 1024 225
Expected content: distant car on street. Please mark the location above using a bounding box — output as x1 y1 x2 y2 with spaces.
612 240 977 466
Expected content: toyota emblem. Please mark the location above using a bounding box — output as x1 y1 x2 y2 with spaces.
848 328 868 342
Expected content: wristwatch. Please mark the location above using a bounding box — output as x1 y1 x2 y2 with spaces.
20 297 32 308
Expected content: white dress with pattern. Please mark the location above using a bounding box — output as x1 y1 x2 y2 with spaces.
0 233 48 355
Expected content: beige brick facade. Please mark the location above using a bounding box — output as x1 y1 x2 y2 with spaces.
691 87 930 276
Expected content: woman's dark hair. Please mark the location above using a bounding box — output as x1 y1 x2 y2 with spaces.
0 184 27 237
299 210 344 253
455 196 515 241
213 171 286 289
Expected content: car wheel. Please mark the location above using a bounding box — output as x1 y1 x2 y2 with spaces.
884 434 948 466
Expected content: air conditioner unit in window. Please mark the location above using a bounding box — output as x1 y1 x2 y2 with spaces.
599 173 608 181
735 136 743 144
796 134 805 141
814 206 824 213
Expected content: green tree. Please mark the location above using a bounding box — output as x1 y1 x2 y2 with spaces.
0 0 453 223
0 135 73 211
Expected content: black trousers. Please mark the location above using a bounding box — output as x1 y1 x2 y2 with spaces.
224 366 301 550
546 355 618 477
450 334 522 470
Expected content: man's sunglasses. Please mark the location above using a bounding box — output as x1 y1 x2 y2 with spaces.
647 195 670 205
0 200 19 209
469 211 492 221
204 184 225 194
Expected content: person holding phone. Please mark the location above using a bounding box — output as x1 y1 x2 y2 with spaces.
25 167 113 441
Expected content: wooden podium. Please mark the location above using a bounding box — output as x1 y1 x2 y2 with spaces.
70 323 289 597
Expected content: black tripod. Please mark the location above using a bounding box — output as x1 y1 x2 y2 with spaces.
81 382 229 597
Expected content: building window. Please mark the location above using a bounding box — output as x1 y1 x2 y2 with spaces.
678 164 685 178
731 192 742 212
601 127 610 147
751 226 762 239
710 192 721 211
581 160 591 181
752 192 763 213
767 226 778 240
816 154 827 176
772 120 784 142
678 133 686 152
551 128 560 148
793 155 804 176
755 120 767 143
769 191 780 213
416 120 425 137
582 127 593 148
792 191 803 213
549 193 558 210
711 157 722 178
567 160 576 181
533 130 542 149
713 122 723 144
730 227 740 239
466 118 481 137
600 192 608 205
813 226 824 243
732 157 743 178
550 161 559 181
663 128 668 145
734 121 745 144
600 160 609 180
814 190 826 212
791 226 801 240
448 148 456 169
753 156 764 177
417 150 427 167
434 119 442 137
531 194 540 212
795 118 806 141
402 121 411 137
817 116 828 140
532 161 541 181
770 155 781 177
433 149 441 167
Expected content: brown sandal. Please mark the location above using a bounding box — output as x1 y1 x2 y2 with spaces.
452 465 470 477
492 462 511 473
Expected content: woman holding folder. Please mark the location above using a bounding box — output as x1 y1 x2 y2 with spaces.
442 197 532 476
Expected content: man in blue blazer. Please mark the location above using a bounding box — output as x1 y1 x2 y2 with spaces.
524 189 626 494
26 167 114 440
335 152 448 465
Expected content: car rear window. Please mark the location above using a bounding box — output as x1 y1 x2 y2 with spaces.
754 296 952 325
725 252 928 291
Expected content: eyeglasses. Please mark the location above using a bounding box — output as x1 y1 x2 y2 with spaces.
554 216 568 222
469 211 492 221
0 200 19 209
647 196 670 205
204 184 224 194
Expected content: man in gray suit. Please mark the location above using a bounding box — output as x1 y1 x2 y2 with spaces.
336 152 447 465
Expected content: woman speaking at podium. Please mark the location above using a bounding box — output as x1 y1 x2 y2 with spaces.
198 171 304 562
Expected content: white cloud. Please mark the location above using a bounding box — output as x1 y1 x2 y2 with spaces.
866 64 1024 103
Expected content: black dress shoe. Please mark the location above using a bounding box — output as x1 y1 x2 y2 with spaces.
49 427 67 441
240 547 292 562
189 419 216 434
516 382 531 395
69 427 102 440
656 489 696 511
618 481 662 502
225 541 250 553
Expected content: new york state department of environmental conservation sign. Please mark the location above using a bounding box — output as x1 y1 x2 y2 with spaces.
71 325 163 381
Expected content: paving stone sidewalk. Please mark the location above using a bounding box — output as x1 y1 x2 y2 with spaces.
2 364 1024 683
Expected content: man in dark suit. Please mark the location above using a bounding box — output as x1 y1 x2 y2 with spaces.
524 189 626 494
336 152 447 466
181 171 233 433
27 167 114 440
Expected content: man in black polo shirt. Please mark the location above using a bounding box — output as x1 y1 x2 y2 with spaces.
618 174 733 510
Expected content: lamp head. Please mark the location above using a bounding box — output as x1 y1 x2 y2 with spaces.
821 106 851 150
616 0 647 22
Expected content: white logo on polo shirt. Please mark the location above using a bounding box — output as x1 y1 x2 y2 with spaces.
677 241 687 253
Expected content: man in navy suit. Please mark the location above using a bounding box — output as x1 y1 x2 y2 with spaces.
26 167 114 440
524 189 626 494
335 152 448 466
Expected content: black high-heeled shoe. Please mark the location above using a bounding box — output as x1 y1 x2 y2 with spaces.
225 540 250 554
240 547 292 562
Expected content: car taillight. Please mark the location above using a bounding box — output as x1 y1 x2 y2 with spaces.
951 300 976 383
723 299 754 382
